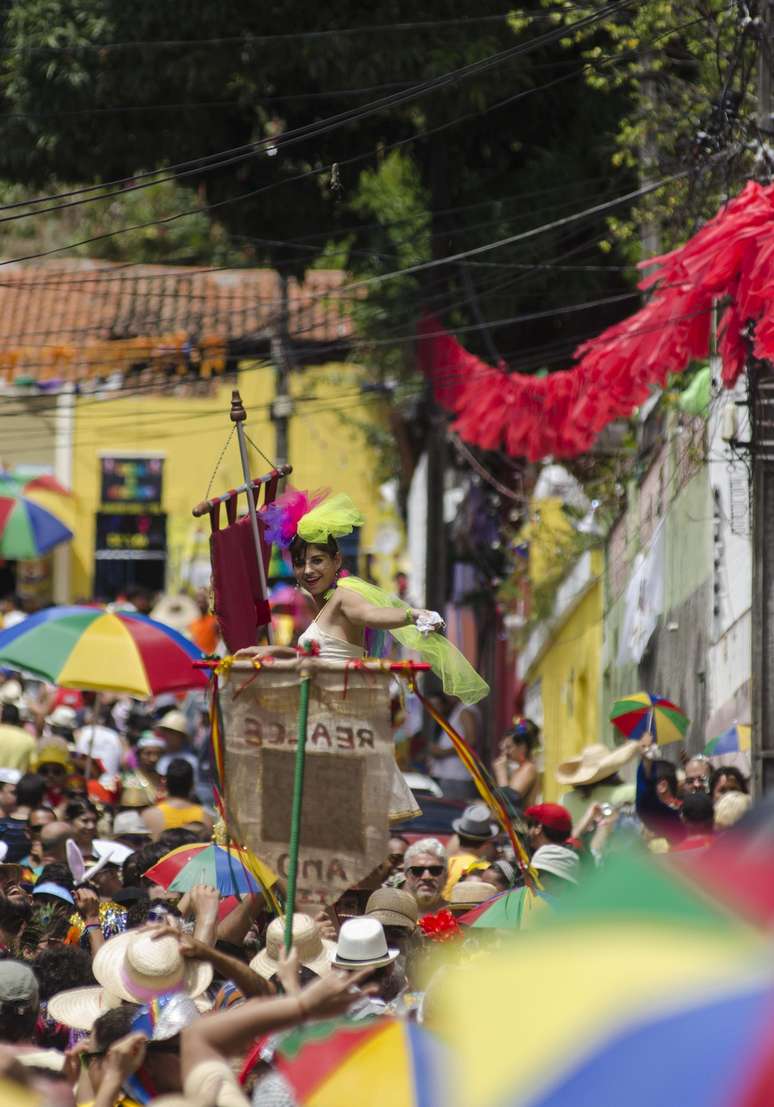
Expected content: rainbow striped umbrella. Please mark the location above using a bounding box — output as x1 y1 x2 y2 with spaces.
0 605 207 697
435 853 769 1107
704 724 751 757
270 1017 448 1107
0 473 73 558
144 841 277 901
610 692 689 745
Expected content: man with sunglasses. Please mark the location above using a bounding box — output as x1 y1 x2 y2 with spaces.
402 838 449 914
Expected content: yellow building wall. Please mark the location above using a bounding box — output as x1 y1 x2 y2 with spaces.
69 361 395 600
517 498 576 588
526 555 603 802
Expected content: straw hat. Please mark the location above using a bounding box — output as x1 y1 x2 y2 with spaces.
156 710 190 738
93 929 213 1003
249 914 334 981
555 742 638 788
119 782 155 808
47 986 122 1031
448 881 499 915
48 984 210 1031
365 888 418 931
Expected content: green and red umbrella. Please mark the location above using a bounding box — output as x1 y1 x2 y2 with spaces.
610 692 689 746
458 886 551 930
0 472 73 558
0 605 207 697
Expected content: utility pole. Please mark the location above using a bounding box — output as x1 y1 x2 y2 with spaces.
271 272 293 469
750 0 774 797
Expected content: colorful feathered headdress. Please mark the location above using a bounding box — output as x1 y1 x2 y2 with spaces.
262 487 365 548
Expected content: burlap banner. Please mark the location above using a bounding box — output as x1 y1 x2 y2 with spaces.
218 664 393 911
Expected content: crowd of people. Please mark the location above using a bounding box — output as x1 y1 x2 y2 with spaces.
0 661 754 1107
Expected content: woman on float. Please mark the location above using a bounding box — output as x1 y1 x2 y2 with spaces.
240 489 489 820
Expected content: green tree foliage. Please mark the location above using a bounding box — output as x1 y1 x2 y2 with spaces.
0 0 633 364
539 0 763 255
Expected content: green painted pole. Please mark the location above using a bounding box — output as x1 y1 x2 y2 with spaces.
284 675 311 951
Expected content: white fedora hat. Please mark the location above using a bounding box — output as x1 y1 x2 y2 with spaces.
331 917 399 971
250 914 334 981
93 928 212 1004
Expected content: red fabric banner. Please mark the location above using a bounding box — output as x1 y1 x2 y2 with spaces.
420 180 774 460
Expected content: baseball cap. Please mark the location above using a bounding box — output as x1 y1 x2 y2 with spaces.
0 960 38 1007
525 803 572 836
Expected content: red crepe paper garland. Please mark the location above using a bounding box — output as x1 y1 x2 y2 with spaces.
419 180 774 460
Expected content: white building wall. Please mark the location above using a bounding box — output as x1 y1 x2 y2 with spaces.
706 367 752 736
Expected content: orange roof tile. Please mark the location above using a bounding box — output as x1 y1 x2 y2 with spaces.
0 260 353 381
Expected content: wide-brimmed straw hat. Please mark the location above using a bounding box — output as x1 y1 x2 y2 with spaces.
249 914 334 981
47 986 123 1031
555 742 638 788
93 928 212 1003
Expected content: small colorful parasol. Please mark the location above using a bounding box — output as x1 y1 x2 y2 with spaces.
269 1017 448 1107
144 842 277 901
704 724 751 757
458 886 550 930
610 692 689 745
0 472 74 558
0 606 207 697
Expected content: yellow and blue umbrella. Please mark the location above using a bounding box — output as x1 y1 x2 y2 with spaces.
436 852 768 1107
0 473 73 558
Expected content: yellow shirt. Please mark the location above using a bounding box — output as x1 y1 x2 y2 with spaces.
156 800 206 829
443 851 479 899
0 723 36 772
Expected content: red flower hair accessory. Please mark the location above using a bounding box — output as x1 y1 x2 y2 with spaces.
419 908 461 942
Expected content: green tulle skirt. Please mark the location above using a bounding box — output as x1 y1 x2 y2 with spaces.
338 576 489 705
